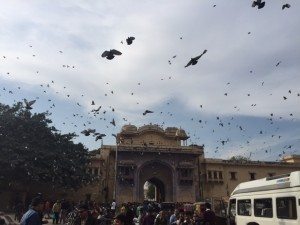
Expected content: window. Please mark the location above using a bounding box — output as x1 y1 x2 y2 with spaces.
276 197 297 220
229 199 236 217
208 171 212 179
238 199 251 216
230 172 237 180
219 171 223 179
181 169 189 177
214 171 218 179
249 172 256 180
254 198 273 218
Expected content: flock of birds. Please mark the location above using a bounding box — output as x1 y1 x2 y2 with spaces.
0 1 298 161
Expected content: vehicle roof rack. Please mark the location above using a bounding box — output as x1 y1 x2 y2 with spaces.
266 173 290 181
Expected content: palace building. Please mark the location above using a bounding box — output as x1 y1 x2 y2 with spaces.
1 124 299 211
73 124 300 204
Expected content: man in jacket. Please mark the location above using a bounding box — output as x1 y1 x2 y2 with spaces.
20 197 44 225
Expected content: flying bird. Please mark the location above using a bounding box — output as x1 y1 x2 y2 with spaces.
110 118 116 126
185 50 207 68
282 4 291 10
81 129 96 136
252 0 265 9
94 133 106 141
101 49 122 60
24 99 36 110
126 37 135 45
143 110 154 116
276 61 282 67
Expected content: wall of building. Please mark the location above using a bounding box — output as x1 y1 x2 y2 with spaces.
203 159 300 200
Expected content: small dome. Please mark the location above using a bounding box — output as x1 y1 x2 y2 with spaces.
138 124 164 133
165 127 178 136
175 128 189 140
121 124 137 133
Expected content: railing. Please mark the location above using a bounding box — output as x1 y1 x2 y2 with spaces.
102 144 203 154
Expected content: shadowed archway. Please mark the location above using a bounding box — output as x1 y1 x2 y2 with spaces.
138 161 174 202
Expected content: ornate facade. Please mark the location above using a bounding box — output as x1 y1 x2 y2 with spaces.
98 124 204 203
79 124 300 204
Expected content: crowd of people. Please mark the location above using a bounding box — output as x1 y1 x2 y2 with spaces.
16 196 216 225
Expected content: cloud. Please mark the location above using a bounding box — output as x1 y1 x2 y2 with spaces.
0 0 299 159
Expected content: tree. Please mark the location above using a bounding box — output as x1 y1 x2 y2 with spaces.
146 183 155 200
0 102 96 190
229 155 250 163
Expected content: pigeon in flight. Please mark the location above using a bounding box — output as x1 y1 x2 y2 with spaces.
282 4 291 10
81 128 96 136
94 133 106 141
143 110 154 116
252 0 265 9
24 99 36 110
110 118 116 126
126 37 135 45
101 49 122 60
185 50 207 68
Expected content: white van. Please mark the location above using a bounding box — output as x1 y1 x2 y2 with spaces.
227 171 300 225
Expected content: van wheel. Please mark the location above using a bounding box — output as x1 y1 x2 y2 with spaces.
247 223 259 225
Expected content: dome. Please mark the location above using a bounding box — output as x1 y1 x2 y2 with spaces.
164 127 178 136
138 124 164 133
121 124 137 133
175 128 189 140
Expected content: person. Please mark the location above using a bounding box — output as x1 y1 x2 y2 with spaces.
52 200 61 224
44 201 51 219
192 213 201 225
154 211 167 225
20 197 44 225
114 214 127 225
59 199 69 224
14 201 24 222
142 208 156 225
169 210 178 225
111 200 116 216
138 208 146 225
202 203 215 225
182 214 193 225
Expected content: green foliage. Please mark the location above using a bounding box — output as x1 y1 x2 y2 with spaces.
0 102 96 190
146 183 155 200
229 155 250 162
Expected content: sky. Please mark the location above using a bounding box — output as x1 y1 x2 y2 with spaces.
0 0 299 161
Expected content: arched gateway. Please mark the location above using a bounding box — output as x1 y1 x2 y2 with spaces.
138 161 174 202
101 124 204 203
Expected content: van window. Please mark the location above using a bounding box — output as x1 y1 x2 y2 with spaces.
237 199 251 216
276 197 297 220
229 199 236 217
254 198 273 218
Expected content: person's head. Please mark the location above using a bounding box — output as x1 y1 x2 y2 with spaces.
31 197 44 212
120 206 126 214
174 209 179 216
205 202 211 210
159 210 164 218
